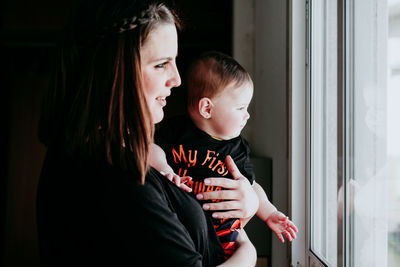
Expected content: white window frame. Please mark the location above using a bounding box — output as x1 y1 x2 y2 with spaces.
290 0 344 266
290 0 308 266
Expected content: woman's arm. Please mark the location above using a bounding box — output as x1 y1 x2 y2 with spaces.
217 229 257 267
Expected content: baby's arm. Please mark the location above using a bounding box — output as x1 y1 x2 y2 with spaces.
149 143 175 174
253 182 298 243
149 143 192 192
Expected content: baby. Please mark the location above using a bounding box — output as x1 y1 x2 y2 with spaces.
151 51 298 259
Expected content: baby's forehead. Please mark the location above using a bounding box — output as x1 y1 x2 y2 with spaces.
211 82 253 103
220 80 253 95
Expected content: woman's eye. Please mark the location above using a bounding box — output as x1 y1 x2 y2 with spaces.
155 62 167 69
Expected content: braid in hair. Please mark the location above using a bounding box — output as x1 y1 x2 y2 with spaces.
103 4 163 35
112 16 140 33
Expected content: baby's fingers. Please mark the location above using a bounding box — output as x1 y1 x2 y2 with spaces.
283 231 293 242
287 220 299 232
180 176 192 184
160 171 193 192
275 232 285 243
287 227 297 240
279 215 289 222
172 175 181 185
161 171 182 187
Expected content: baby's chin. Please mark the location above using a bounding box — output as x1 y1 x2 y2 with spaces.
222 131 242 140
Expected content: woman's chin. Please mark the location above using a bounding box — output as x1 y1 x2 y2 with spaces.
152 111 164 124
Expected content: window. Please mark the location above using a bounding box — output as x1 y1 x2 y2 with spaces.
304 0 400 266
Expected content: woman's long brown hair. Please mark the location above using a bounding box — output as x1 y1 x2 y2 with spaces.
39 0 181 184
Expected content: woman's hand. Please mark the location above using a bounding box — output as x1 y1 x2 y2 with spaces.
195 156 259 220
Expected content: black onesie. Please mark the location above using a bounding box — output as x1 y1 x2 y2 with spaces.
155 115 255 259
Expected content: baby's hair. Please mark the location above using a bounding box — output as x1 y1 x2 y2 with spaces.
186 51 252 110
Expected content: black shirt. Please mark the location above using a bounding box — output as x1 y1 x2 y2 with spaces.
36 144 225 267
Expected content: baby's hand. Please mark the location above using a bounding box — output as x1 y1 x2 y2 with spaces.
160 171 192 193
266 211 298 243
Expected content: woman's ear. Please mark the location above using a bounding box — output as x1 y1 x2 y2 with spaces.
198 97 213 119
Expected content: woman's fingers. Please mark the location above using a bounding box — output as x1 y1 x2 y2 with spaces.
210 210 246 219
196 190 239 201
202 200 241 211
225 155 242 180
201 177 241 189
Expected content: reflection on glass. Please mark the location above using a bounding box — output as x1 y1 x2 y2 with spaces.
387 0 400 265
346 0 400 266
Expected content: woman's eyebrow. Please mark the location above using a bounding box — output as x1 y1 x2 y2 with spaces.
151 56 173 63
151 52 178 63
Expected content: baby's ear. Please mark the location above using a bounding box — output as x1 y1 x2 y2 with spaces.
198 97 213 119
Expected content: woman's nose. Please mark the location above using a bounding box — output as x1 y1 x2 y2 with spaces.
166 64 181 88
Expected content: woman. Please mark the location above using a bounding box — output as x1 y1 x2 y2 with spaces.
36 0 257 266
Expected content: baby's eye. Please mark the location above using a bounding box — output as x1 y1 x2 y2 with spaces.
237 107 246 111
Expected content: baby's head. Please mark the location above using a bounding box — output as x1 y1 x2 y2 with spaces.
187 51 253 140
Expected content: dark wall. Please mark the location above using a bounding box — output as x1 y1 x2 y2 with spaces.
0 1 232 266
1 2 78 266
163 0 233 118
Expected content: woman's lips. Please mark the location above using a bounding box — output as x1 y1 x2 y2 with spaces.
156 96 167 107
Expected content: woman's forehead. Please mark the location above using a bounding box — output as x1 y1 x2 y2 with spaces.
140 24 178 62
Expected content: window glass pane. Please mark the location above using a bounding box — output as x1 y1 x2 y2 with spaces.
346 0 400 266
309 1 338 266
388 1 400 265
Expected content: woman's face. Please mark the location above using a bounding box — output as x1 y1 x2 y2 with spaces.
141 23 181 124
